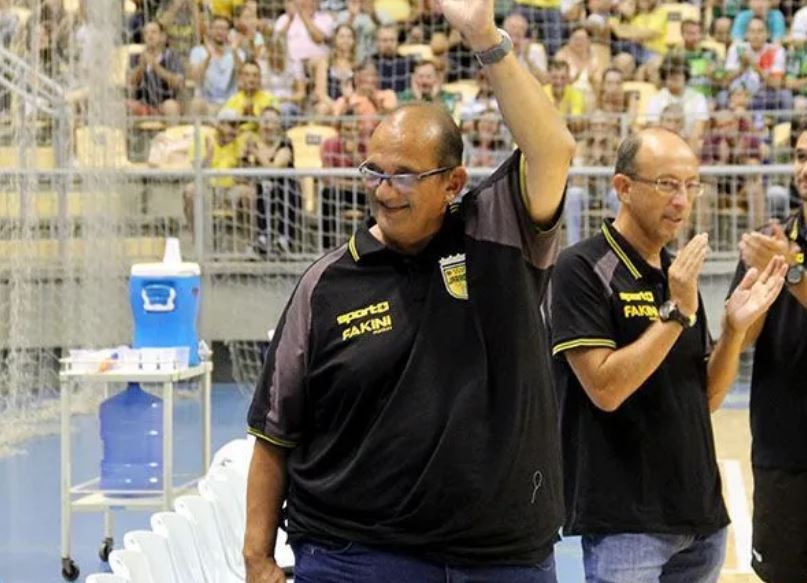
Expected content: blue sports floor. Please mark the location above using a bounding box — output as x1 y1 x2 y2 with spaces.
0 384 586 583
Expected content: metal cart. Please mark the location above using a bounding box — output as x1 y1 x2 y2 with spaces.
58 361 213 581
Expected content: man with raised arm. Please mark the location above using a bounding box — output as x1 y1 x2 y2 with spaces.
243 0 575 578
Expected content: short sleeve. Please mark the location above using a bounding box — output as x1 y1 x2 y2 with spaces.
247 274 314 448
772 47 786 74
462 150 563 270
644 94 664 123
770 11 786 42
692 94 709 122
793 9 807 41
550 248 617 357
189 45 206 66
731 12 749 41
725 43 740 72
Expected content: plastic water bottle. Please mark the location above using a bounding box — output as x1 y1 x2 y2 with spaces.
99 383 163 492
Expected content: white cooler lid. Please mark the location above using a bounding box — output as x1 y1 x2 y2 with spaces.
131 262 201 276
131 237 201 276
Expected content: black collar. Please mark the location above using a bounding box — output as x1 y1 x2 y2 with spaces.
601 219 671 281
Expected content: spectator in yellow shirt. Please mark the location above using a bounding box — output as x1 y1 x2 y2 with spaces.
223 60 279 133
544 59 587 134
183 108 254 235
610 0 667 81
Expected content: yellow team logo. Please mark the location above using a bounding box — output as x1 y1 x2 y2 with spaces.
439 254 468 300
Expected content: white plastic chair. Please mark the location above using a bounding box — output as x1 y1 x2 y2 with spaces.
199 468 247 579
150 512 206 583
85 574 130 583
210 438 254 478
108 549 155 583
274 527 295 572
123 530 177 583
175 495 242 583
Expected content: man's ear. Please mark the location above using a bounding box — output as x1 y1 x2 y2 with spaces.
612 173 631 206
446 166 468 202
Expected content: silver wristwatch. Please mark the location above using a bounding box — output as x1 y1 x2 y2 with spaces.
658 300 697 329
474 28 513 67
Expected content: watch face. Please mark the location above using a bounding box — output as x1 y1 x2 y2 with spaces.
786 265 804 285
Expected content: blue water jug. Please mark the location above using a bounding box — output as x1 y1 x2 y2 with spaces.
99 382 163 491
130 238 201 365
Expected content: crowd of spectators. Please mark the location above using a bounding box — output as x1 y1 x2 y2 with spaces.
3 0 807 252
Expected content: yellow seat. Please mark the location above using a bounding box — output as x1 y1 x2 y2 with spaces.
622 81 658 126
286 124 338 213
397 44 434 61
75 126 131 168
699 39 726 61
375 0 412 23
287 124 337 169
113 44 144 87
661 3 701 47
0 146 55 169
443 80 480 104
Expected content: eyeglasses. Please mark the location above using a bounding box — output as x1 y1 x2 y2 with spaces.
358 162 454 193
628 175 705 199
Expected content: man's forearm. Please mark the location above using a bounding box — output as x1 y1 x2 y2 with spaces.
567 320 683 412
244 439 288 565
480 37 574 225
706 323 745 412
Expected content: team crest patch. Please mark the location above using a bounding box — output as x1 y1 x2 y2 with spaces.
439 254 468 300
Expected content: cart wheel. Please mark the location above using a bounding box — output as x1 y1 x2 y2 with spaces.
61 557 79 581
99 537 114 562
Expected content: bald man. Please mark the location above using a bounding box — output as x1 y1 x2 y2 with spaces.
550 128 786 583
243 0 575 579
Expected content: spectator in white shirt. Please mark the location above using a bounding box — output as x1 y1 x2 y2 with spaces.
645 55 709 150
503 12 549 84
274 0 334 71
790 6 807 43
721 17 792 112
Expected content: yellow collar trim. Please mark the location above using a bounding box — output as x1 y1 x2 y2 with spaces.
348 234 360 262
601 223 642 280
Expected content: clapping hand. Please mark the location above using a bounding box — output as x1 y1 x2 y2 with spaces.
668 233 709 317
739 222 796 272
724 256 787 334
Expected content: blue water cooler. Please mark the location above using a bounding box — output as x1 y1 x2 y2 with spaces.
129 238 201 365
99 382 163 491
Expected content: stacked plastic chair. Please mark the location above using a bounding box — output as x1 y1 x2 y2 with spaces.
83 437 295 583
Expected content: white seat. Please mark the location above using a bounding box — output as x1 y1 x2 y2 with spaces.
199 468 247 579
123 530 177 583
210 438 254 479
150 512 206 583
175 495 242 583
85 574 130 583
274 527 295 571
108 549 155 583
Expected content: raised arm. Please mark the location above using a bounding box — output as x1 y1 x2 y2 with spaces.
437 0 575 227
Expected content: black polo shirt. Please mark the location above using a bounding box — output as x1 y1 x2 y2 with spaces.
550 220 730 536
248 151 564 565
731 209 807 470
